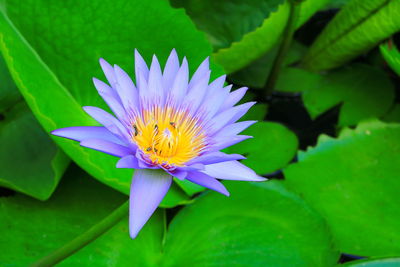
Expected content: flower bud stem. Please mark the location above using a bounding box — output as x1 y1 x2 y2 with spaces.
263 0 301 98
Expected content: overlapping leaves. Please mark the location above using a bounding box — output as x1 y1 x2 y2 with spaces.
285 120 400 256
303 0 400 71
276 64 395 126
0 171 340 266
0 56 69 200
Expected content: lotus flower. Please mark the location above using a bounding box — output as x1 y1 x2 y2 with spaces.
52 49 266 239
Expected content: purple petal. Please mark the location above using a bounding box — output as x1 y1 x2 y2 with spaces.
188 151 245 165
185 70 210 114
212 120 256 138
134 49 149 82
148 55 164 102
212 135 252 151
219 87 248 111
169 57 188 103
52 126 124 145
92 78 125 119
202 83 231 121
177 164 205 171
114 64 139 110
99 58 117 88
116 155 140 169
135 150 159 169
202 160 266 181
80 139 132 157
166 169 187 180
189 57 209 89
83 106 129 139
206 102 256 134
186 171 229 196
202 75 226 103
129 169 172 239
207 74 226 92
137 69 150 106
163 49 180 90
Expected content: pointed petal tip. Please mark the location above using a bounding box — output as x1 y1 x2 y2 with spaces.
129 227 140 240
51 128 73 138
82 106 92 114
116 155 139 169
248 101 257 106
99 58 113 72
92 77 101 86
217 185 230 197
50 129 61 136
116 158 128 169
113 64 122 71
134 49 143 59
254 176 268 182
182 57 188 66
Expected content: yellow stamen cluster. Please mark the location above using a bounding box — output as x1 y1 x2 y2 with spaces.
131 106 206 167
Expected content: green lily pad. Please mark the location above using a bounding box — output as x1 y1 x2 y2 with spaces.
276 65 395 126
162 180 339 266
0 165 164 266
285 120 400 256
225 122 298 175
302 0 400 71
171 0 284 51
0 56 69 200
341 257 400 267
380 41 400 77
213 0 330 73
383 104 400 123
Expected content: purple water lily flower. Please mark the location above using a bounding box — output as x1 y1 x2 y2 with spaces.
52 49 266 239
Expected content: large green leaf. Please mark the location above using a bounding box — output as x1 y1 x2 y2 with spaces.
225 122 298 175
0 54 19 109
380 41 400 76
0 165 164 266
214 0 330 74
302 0 400 71
276 64 395 126
383 104 400 123
285 120 400 256
323 0 351 10
341 257 400 267
229 41 307 88
0 56 69 200
0 0 223 206
162 180 339 266
171 0 284 51
213 1 289 74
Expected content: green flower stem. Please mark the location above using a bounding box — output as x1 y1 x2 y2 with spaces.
263 0 301 97
30 200 129 267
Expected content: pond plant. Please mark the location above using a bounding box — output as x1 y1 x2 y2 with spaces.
0 0 399 266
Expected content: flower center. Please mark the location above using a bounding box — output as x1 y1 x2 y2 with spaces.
131 106 206 167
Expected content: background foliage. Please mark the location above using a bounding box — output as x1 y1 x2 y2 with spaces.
1 0 399 266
